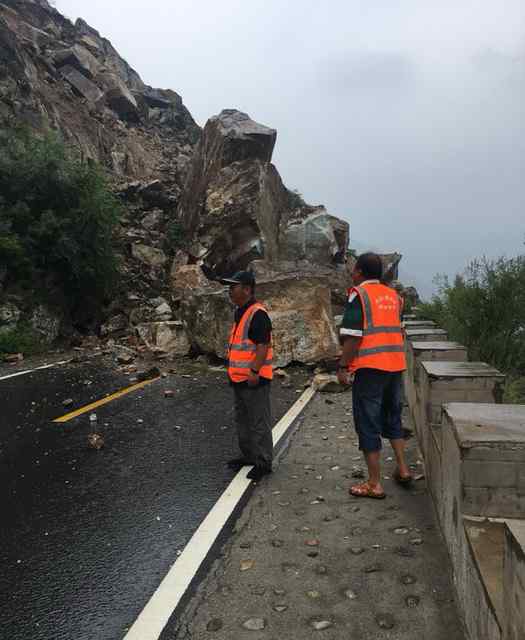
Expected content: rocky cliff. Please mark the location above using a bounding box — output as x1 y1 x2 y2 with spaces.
0 0 199 183
0 0 356 367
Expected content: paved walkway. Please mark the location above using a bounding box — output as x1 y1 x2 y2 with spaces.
174 390 466 639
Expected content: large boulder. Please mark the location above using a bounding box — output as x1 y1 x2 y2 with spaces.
181 276 339 367
178 109 349 278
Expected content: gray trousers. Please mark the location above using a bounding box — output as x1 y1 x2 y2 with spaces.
233 383 273 468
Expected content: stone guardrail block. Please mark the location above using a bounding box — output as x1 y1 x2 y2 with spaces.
437 404 525 640
417 362 505 452
443 403 525 520
417 363 505 507
461 519 505 640
405 341 468 435
504 519 525 640
403 319 437 329
405 327 448 342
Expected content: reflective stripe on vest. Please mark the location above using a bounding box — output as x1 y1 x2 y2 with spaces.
228 302 273 383
349 283 406 373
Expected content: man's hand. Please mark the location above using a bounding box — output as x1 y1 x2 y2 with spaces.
247 370 260 387
337 368 349 385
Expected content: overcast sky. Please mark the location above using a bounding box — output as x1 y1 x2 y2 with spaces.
56 0 525 296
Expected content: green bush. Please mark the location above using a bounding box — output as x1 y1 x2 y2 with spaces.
0 325 43 355
420 255 525 401
0 127 121 315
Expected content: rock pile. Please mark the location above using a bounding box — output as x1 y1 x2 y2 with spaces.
0 1 410 369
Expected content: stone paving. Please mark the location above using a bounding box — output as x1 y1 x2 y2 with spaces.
174 390 466 639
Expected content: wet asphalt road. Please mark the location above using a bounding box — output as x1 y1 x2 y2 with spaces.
0 358 304 640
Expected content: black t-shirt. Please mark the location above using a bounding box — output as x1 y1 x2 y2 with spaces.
232 298 272 383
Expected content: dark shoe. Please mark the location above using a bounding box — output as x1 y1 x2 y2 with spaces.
227 457 252 470
247 465 272 481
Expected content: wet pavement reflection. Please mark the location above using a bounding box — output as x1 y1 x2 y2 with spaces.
0 361 303 640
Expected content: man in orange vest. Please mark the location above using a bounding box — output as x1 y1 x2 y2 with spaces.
220 271 274 482
337 252 412 499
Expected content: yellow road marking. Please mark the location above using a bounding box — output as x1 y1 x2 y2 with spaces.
53 378 159 423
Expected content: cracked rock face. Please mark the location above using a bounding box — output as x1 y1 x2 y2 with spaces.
0 0 200 180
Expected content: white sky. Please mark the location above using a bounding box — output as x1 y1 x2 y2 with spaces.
55 0 525 296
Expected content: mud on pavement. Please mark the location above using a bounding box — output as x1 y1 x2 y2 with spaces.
171 391 466 640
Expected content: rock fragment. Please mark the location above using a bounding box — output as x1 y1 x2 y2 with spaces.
242 618 266 631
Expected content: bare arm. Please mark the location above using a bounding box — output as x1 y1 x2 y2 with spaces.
247 343 269 386
252 343 269 371
337 336 361 384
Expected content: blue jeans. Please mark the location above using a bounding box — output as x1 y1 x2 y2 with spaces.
352 368 404 452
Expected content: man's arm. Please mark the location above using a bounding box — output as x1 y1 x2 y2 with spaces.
247 310 272 386
337 289 364 384
252 343 269 370
337 336 360 384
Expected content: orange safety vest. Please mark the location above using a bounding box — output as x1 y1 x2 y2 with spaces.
228 302 273 383
348 282 406 373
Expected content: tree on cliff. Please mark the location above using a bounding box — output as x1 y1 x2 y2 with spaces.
0 128 121 317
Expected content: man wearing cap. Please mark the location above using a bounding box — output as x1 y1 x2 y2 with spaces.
220 271 274 481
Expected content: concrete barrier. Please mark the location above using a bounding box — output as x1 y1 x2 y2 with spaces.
504 520 525 640
405 327 448 342
403 319 437 329
416 362 505 470
405 341 468 436
401 316 524 639
443 403 525 520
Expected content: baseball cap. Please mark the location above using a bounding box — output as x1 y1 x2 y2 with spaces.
219 270 256 286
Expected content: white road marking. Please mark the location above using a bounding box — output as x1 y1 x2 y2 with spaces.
123 385 316 640
0 360 71 382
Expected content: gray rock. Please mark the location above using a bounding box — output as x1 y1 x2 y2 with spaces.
181 276 339 367
242 618 266 631
131 244 168 268
101 314 127 336
141 211 163 231
60 65 103 103
136 321 189 356
103 74 140 122
30 305 60 343
311 620 333 631
280 208 349 266
178 108 348 278
53 44 100 78
154 302 172 317
113 345 136 364
313 373 349 393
